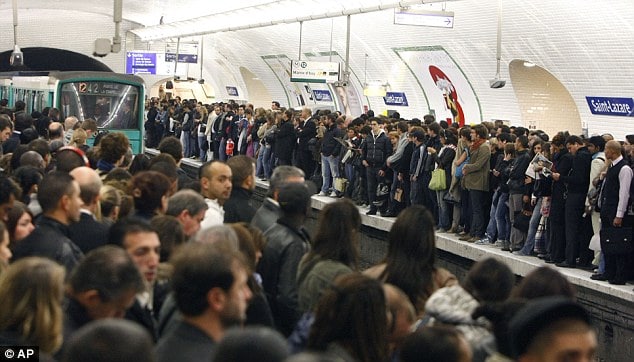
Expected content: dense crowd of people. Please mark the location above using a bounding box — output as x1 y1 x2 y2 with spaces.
0 96 630 361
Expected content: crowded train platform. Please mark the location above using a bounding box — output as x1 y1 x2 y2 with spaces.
1 0 633 360
0 98 632 361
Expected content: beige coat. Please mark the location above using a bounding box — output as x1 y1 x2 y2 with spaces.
462 141 491 191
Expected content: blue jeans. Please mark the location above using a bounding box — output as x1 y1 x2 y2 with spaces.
262 145 273 178
436 189 451 229
321 154 340 193
485 189 501 241
198 135 207 160
256 143 265 177
181 131 192 157
218 138 227 161
495 192 511 241
520 197 544 254
410 176 424 205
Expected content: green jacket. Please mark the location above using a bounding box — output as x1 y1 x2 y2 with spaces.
297 256 353 313
462 142 490 191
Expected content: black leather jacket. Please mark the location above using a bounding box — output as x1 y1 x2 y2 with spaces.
257 218 310 336
12 216 83 273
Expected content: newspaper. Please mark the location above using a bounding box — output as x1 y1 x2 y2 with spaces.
525 153 553 179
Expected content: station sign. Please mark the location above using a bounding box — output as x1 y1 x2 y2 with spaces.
290 60 340 83
394 9 454 28
165 42 199 64
383 92 409 107
313 89 333 102
586 96 634 117
226 86 239 97
125 51 157 75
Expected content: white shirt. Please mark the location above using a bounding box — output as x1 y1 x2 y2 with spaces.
200 198 224 230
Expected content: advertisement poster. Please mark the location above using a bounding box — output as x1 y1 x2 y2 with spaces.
394 46 481 125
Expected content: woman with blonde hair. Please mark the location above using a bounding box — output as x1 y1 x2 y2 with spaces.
70 128 89 152
99 185 123 226
0 257 65 355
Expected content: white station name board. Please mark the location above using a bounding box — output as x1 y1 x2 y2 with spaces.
290 60 340 83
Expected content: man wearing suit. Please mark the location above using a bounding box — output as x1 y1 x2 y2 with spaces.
295 107 317 177
69 166 110 253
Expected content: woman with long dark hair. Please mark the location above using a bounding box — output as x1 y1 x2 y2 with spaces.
308 274 388 362
297 199 361 313
365 205 456 315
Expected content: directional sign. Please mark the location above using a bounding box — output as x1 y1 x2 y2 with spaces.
125 51 157 74
164 53 199 63
394 9 454 28
290 60 340 83
165 42 199 64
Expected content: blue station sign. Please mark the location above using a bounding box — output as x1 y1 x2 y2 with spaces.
226 86 239 97
313 89 333 102
586 96 634 117
383 92 409 107
125 52 157 75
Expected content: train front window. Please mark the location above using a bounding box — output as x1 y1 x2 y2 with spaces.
60 81 140 129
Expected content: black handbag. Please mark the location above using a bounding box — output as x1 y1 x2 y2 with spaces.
600 227 633 254
512 210 532 233
443 191 460 204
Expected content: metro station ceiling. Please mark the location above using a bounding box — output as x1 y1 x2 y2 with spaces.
2 0 453 38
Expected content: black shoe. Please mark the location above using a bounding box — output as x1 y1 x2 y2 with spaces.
544 258 560 264
577 263 596 271
381 211 398 217
556 261 576 268
501 246 511 251
608 279 626 285
366 209 377 216
590 273 608 281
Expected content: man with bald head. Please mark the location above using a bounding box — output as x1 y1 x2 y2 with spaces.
49 121 64 142
69 166 110 253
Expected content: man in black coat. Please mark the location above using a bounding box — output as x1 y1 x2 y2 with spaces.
12 171 84 273
257 183 311 336
295 107 317 177
224 155 257 223
553 135 592 268
274 110 296 166
69 167 109 254
318 113 344 196
362 118 393 215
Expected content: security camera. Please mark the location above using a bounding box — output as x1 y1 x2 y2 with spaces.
93 38 112 57
489 79 506 89
9 45 23 67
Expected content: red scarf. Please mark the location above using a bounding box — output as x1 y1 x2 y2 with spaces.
470 138 485 152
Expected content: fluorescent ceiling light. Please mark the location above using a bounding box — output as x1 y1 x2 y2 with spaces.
130 0 458 41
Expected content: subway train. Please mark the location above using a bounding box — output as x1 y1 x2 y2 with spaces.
0 71 146 153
